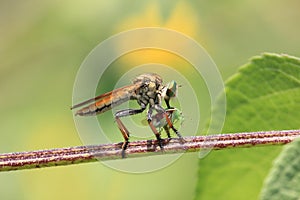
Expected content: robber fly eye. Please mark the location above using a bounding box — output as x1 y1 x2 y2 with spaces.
166 80 178 98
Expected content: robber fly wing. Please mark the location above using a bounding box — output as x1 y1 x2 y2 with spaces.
71 83 141 116
71 89 118 110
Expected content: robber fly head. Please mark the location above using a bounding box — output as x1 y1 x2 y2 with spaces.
161 80 179 108
165 80 178 98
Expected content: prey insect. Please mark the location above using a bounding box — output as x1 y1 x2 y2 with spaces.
71 73 183 157
141 107 184 139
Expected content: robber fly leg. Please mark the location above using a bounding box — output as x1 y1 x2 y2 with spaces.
115 104 146 158
165 98 173 109
165 114 185 143
147 106 164 150
163 108 175 139
163 126 171 139
115 116 130 158
155 105 185 143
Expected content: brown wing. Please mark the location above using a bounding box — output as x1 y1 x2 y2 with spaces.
71 84 140 116
71 89 118 110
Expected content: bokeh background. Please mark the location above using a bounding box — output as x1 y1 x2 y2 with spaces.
1 1 300 199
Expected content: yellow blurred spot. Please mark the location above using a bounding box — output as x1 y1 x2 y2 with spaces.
117 2 198 37
115 2 200 67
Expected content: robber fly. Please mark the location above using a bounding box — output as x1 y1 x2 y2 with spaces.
71 73 183 157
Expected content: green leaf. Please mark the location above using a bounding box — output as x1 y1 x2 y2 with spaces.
260 138 300 200
195 53 300 200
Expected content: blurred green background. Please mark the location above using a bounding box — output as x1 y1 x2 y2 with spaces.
0 1 300 200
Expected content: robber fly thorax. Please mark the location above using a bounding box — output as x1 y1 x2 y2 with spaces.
71 73 183 157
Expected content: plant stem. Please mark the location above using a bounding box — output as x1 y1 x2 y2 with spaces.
1 129 299 172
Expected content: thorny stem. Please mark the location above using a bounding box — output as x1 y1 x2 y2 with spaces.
1 129 300 172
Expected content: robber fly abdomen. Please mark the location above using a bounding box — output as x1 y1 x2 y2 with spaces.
74 84 139 116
